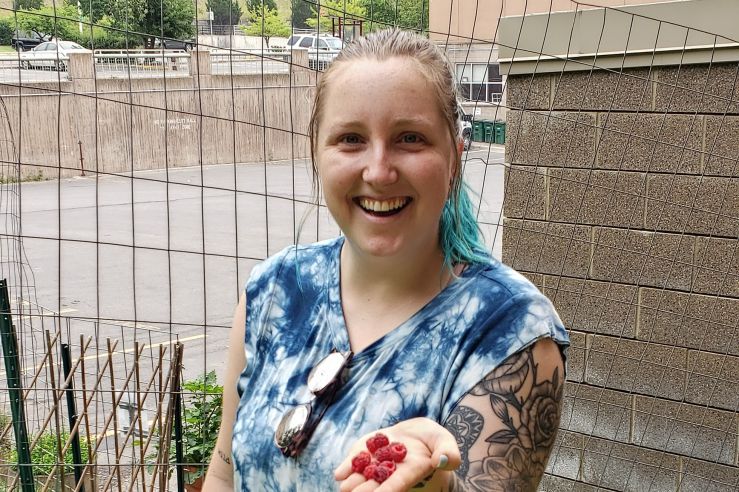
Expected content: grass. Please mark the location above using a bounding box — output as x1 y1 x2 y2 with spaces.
0 170 46 184
0 46 15 53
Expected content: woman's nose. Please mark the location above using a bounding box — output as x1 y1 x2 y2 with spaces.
362 146 398 186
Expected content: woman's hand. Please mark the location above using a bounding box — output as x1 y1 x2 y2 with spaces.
334 417 461 492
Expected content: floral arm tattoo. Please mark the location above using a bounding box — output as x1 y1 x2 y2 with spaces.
444 344 564 492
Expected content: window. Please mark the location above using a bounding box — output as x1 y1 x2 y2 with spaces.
299 37 313 48
456 63 503 103
318 39 329 49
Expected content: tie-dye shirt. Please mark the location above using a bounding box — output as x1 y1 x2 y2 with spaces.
232 237 568 491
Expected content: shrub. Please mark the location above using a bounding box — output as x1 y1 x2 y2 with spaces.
11 431 91 477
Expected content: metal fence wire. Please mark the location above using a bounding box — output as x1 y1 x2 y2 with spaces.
0 0 737 491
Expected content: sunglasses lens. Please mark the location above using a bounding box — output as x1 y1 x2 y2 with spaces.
307 351 348 395
274 403 310 451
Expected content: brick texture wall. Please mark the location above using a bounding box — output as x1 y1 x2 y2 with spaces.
503 64 739 491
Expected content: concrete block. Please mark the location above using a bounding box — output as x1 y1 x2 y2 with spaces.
685 351 739 412
546 430 583 480
637 288 739 356
645 174 739 238
693 237 739 298
552 68 653 112
632 396 737 465
566 331 587 383
680 458 739 492
503 165 547 220
543 276 638 337
507 73 551 110
585 336 686 401
590 228 694 291
705 116 739 177
654 63 739 115
548 169 646 228
581 437 681 491
506 111 597 168
501 219 592 276
596 113 703 174
539 475 597 492
560 383 631 443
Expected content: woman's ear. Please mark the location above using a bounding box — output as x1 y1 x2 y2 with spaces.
456 138 464 157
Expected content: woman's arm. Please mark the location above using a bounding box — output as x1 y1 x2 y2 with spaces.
444 337 565 491
202 293 247 491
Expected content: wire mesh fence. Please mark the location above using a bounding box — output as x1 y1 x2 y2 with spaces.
0 0 736 491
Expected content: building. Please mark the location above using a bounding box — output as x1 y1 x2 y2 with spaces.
429 0 678 120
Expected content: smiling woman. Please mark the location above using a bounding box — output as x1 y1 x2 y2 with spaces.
203 28 568 492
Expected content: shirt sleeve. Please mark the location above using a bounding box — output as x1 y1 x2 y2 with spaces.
440 290 569 422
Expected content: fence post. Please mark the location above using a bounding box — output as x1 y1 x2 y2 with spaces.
0 279 35 492
61 343 85 492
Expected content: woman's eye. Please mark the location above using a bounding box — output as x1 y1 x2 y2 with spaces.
401 134 423 144
340 134 361 145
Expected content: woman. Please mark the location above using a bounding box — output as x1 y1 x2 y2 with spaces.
204 29 568 491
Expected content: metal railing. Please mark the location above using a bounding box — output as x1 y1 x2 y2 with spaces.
0 53 71 82
210 49 291 75
93 49 190 78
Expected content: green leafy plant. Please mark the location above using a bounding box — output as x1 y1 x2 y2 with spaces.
10 431 91 477
148 371 223 486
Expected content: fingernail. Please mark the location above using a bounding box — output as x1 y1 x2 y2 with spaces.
437 454 448 469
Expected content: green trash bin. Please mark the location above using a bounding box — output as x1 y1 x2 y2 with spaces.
483 121 495 143
494 122 506 144
472 121 484 142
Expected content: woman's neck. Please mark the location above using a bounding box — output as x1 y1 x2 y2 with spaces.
339 239 452 301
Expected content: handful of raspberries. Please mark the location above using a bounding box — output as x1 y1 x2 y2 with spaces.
351 433 408 484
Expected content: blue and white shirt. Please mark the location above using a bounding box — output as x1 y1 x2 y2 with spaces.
232 237 568 490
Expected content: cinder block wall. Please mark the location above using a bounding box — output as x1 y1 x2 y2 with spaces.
503 64 739 491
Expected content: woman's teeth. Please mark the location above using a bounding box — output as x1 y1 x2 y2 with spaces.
358 197 410 215
359 198 408 213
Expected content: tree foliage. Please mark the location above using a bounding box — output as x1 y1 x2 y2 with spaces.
360 0 429 32
14 0 43 11
206 0 243 26
242 5 289 45
246 0 277 12
290 0 312 29
306 0 364 34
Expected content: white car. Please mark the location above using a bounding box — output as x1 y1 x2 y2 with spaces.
286 34 343 69
20 41 87 71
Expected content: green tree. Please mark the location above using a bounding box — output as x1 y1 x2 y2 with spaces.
361 0 428 32
14 0 43 11
17 5 78 40
306 0 364 34
246 0 276 12
206 0 242 26
138 0 195 48
290 0 312 29
242 5 289 45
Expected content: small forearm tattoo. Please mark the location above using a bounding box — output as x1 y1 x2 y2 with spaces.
445 346 563 492
217 448 231 465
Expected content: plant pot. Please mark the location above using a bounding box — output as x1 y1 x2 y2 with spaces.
183 466 206 492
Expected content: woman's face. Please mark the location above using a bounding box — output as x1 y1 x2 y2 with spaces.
315 57 458 261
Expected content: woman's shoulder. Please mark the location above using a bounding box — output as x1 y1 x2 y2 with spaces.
246 237 343 290
472 258 543 299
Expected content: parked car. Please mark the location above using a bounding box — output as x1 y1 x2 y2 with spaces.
286 34 343 70
286 33 343 51
460 106 473 150
19 41 87 71
154 37 196 51
11 31 50 52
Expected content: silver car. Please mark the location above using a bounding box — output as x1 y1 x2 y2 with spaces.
20 41 87 71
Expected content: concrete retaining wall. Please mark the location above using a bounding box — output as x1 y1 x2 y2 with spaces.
0 50 315 180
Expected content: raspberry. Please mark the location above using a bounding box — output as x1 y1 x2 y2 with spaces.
366 433 390 454
379 460 396 473
374 445 393 463
351 451 372 474
373 464 391 483
363 462 379 481
388 442 407 462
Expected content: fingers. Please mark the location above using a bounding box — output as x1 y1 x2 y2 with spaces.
427 425 461 472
